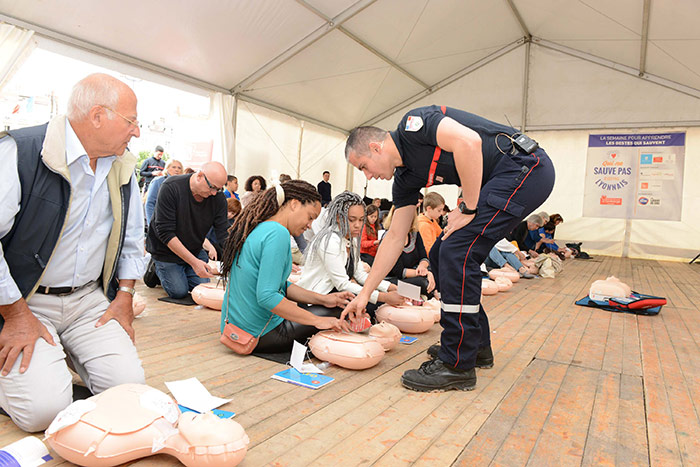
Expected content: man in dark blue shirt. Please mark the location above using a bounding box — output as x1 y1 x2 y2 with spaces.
342 105 555 392
317 171 332 207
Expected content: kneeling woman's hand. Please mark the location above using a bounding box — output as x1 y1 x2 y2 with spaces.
322 291 355 309
314 316 349 332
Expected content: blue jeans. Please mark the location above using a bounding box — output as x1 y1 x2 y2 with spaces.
485 248 524 271
154 250 210 299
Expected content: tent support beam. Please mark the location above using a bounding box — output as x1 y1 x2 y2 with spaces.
0 13 230 94
534 37 700 100
296 0 430 89
504 0 531 38
639 0 651 76
232 0 377 93
520 40 531 132
526 120 700 131
236 93 348 134
361 38 525 126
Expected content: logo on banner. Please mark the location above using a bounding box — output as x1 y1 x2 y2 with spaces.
600 196 622 206
640 153 653 165
593 151 632 191
638 197 649 205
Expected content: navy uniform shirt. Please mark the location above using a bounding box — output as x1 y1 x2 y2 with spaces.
390 105 518 208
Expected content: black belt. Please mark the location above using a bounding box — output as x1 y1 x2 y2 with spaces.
36 282 92 296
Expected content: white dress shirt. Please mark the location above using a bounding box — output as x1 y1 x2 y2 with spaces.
297 230 390 304
0 120 147 305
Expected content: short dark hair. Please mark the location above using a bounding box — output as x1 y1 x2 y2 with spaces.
155 145 164 152
227 175 237 183
323 171 330 175
345 126 388 160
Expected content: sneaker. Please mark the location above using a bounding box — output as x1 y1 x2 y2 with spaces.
401 359 477 392
427 344 494 369
520 272 536 279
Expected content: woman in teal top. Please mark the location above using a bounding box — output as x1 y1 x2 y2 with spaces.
220 179 352 353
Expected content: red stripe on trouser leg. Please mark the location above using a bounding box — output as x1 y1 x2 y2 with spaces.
454 153 541 367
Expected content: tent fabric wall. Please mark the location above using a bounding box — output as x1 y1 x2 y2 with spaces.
234 101 348 194
0 23 35 91
211 92 236 171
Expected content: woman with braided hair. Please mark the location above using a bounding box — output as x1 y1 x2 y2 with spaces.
297 192 404 316
220 180 352 354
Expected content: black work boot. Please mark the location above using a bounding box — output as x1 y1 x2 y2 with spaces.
401 359 477 392
427 344 494 369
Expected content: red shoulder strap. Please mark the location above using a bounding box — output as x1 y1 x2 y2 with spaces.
426 106 447 187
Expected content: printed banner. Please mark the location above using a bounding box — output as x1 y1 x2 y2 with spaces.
583 133 685 220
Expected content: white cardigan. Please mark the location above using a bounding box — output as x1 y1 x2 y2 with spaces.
297 231 390 304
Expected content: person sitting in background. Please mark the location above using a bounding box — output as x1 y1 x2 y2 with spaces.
417 192 445 256
144 159 183 224
507 214 544 254
280 174 308 254
485 239 535 278
240 175 266 208
360 204 382 265
223 175 239 200
205 197 241 260
382 207 436 296
298 192 403 316
220 180 351 354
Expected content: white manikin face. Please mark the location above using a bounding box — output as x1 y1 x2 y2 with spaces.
177 411 246 447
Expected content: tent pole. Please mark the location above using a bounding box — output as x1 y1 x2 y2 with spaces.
520 40 531 132
639 0 651 76
230 96 238 174
296 121 304 179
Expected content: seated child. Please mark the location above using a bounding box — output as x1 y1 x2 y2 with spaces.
382 207 436 296
360 203 381 266
417 192 445 257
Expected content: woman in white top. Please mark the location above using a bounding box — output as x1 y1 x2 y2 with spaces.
297 191 404 314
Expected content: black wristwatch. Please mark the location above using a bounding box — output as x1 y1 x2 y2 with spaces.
458 201 478 215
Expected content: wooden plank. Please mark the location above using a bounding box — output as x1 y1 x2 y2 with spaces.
490 362 569 467
526 365 599 465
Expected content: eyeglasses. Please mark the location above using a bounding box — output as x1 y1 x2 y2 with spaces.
100 105 141 129
201 172 223 193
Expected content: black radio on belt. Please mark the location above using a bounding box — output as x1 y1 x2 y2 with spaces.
512 134 539 154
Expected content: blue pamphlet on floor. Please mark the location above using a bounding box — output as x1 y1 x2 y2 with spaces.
271 368 334 389
177 404 235 419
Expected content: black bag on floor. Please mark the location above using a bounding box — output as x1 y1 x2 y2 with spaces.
143 258 160 288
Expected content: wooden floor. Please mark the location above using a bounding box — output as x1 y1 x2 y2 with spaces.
2 256 700 466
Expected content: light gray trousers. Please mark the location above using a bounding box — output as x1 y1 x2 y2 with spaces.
0 282 145 432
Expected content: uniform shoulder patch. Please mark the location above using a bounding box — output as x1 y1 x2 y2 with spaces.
405 116 423 132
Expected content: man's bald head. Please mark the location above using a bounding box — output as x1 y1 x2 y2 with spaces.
67 73 135 122
201 161 227 188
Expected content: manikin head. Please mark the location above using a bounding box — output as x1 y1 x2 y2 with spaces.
66 73 141 159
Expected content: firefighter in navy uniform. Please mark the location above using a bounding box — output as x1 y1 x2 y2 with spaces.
343 105 555 392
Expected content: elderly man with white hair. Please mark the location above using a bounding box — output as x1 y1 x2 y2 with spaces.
0 73 148 432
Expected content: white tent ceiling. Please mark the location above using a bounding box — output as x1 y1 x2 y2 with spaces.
1 0 698 133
